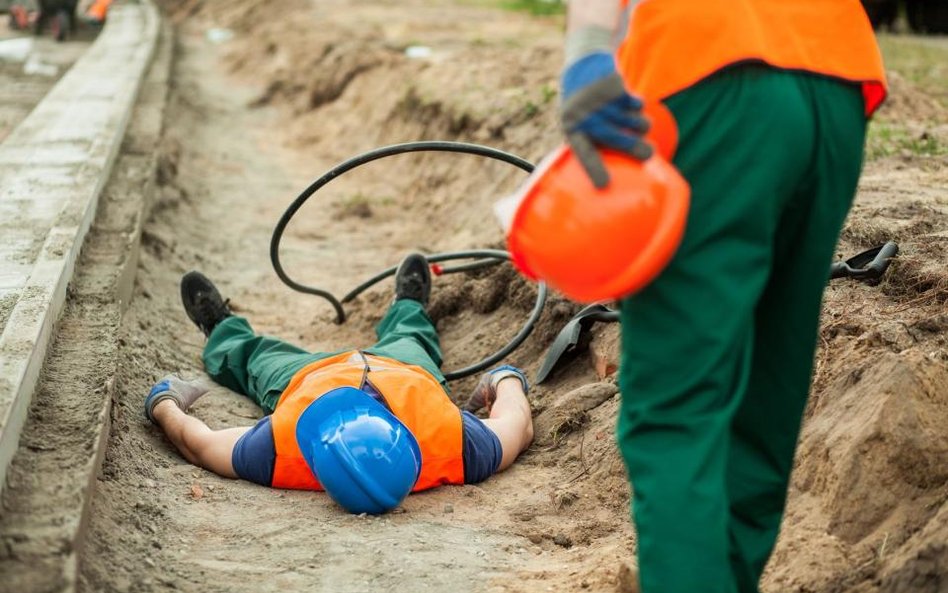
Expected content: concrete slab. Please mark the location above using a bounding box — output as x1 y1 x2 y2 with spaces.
0 1 160 492
0 15 173 592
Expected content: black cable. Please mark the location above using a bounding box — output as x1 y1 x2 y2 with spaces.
342 250 508 303
270 141 534 324
339 250 547 381
270 142 543 381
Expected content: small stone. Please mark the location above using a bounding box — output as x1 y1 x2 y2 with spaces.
581 581 590 589
145 479 157 488
553 533 572 548
144 558 156 568
589 329 620 380
443 503 454 514
189 484 204 500
206 484 215 492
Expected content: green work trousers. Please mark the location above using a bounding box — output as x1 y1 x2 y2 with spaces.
617 66 867 593
202 299 446 414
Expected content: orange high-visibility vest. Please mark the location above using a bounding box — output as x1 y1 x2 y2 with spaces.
616 0 888 119
269 351 465 491
86 0 113 22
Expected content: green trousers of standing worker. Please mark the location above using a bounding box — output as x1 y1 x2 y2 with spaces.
617 65 867 593
201 299 446 414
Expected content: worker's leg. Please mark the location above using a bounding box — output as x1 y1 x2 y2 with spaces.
202 316 340 414
364 299 446 386
726 75 867 592
616 65 815 593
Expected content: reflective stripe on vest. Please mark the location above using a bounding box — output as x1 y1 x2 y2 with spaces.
616 0 888 117
269 351 465 491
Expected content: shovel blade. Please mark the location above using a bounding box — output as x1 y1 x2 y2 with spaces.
535 304 618 384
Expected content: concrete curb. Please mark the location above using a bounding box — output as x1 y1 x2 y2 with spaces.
0 1 160 493
0 9 172 592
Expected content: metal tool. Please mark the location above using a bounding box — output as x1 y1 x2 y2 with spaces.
537 241 900 384
535 304 618 384
830 241 899 282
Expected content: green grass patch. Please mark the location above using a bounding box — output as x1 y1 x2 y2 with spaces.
866 121 948 160
461 0 564 17
499 0 565 16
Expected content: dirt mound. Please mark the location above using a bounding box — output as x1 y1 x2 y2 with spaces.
876 70 948 125
770 352 948 593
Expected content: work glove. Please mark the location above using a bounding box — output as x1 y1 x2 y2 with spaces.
464 365 529 414
560 52 652 189
144 375 210 424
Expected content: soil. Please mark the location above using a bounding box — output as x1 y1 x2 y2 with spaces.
77 1 948 592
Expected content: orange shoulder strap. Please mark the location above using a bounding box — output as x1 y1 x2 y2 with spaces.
363 355 466 490
270 352 366 490
268 352 466 491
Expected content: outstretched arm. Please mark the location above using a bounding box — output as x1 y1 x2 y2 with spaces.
151 400 250 479
480 377 534 472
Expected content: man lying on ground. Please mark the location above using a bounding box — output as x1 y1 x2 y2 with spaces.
144 253 534 514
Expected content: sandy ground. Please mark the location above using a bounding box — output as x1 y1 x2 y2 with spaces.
76 1 947 592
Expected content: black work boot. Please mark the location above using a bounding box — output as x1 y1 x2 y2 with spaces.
180 271 232 336
394 253 432 307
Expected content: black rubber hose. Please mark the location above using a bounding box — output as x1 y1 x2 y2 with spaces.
270 142 544 381
342 250 508 303
337 250 548 381
446 278 548 381
270 141 535 324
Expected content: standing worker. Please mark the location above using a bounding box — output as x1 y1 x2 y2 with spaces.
559 1 886 592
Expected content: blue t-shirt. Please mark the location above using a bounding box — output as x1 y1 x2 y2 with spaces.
232 410 502 487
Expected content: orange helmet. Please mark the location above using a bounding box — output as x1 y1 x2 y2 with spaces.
641 100 678 161
499 145 690 303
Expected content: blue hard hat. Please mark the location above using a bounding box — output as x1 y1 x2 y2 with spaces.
296 386 422 515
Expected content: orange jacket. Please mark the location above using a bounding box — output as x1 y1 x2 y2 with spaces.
269 351 465 491
616 0 887 118
86 0 113 22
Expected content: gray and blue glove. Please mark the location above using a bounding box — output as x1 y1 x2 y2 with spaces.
561 52 652 189
144 375 209 424
464 365 529 413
